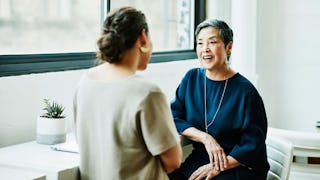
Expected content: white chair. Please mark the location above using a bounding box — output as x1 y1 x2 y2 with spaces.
268 127 320 180
266 134 294 180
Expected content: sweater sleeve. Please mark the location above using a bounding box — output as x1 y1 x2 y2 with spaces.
139 91 180 156
229 91 268 171
170 71 193 134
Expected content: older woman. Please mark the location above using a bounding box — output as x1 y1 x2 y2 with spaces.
170 19 269 180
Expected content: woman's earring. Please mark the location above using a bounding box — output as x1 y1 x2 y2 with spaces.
139 46 150 53
225 58 231 67
225 53 231 66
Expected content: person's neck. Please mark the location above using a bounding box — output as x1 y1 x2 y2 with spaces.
87 62 136 83
206 66 232 81
106 63 136 78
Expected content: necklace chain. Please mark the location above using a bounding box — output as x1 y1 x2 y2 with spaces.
204 71 228 133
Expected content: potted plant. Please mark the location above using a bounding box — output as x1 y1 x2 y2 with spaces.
36 99 67 145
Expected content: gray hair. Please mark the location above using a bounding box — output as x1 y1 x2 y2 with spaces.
195 19 233 47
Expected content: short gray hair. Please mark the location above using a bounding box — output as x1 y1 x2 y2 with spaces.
195 19 233 47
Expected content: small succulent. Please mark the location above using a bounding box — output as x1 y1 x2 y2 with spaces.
41 99 65 118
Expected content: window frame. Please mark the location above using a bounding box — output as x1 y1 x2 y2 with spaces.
0 0 205 77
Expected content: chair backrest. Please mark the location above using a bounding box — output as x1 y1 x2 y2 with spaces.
266 134 293 180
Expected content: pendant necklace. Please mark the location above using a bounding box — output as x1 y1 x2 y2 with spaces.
204 70 228 133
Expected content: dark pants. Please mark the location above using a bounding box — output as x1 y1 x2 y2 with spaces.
168 170 188 180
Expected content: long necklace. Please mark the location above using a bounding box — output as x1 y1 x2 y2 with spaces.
204 71 228 133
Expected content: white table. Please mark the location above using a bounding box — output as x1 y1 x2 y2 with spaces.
0 165 46 180
0 135 79 180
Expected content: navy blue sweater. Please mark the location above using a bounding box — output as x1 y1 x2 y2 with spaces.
171 68 269 179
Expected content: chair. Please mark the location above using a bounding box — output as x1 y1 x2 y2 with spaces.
268 127 320 180
266 134 294 180
180 135 193 161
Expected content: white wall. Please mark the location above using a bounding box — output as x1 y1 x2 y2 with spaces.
207 0 320 131
0 70 84 148
256 0 320 131
0 60 199 148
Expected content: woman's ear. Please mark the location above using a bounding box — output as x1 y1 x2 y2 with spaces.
139 29 148 46
226 41 233 54
138 29 151 53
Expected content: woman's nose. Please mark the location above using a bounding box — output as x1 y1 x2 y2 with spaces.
202 45 209 52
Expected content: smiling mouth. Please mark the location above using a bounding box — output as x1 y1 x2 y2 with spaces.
202 55 213 61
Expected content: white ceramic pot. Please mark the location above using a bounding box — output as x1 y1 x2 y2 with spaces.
36 116 67 145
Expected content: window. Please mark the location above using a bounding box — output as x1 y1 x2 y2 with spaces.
0 0 100 54
111 0 194 52
0 0 205 77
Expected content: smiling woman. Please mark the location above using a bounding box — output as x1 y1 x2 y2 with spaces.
0 0 205 77
169 19 270 180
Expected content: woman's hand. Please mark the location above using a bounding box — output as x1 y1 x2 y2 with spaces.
181 128 228 171
188 163 220 180
201 133 227 171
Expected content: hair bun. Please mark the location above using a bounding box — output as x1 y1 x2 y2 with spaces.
96 7 149 63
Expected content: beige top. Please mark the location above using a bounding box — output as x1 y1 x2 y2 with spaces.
73 73 180 180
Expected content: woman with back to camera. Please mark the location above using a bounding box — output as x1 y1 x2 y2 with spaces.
73 6 182 180
169 19 269 179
